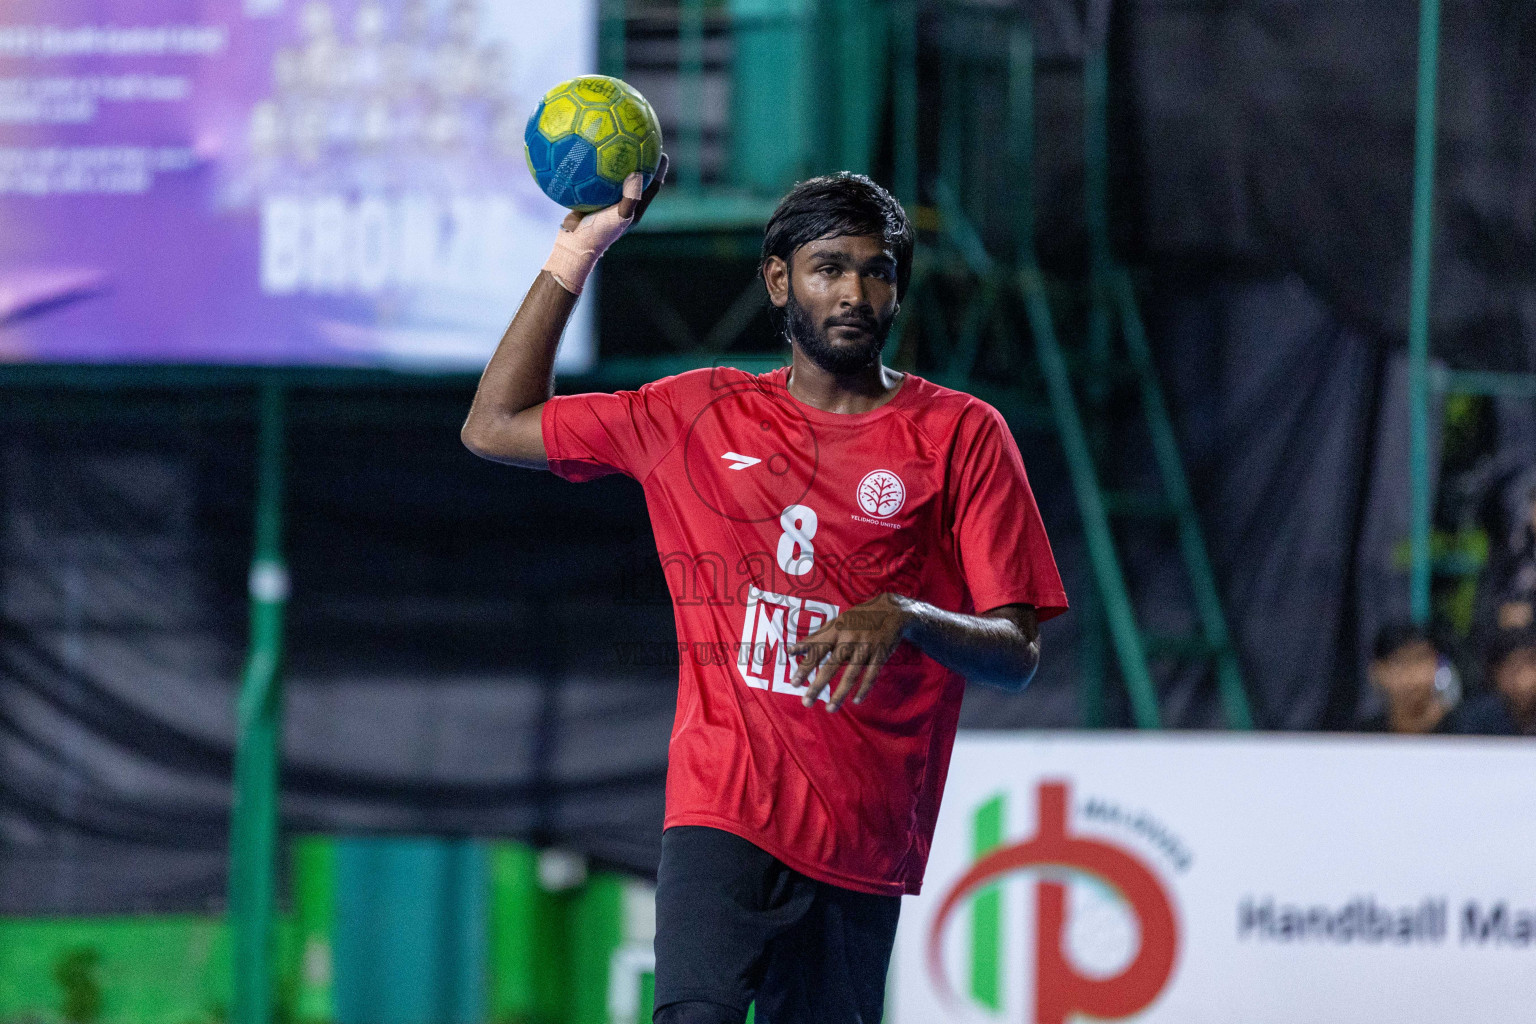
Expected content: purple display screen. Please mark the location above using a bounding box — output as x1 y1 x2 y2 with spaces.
0 0 593 370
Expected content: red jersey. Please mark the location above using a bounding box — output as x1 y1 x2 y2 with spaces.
541 364 1067 895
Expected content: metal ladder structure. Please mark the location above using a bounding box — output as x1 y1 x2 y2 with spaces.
889 1 1254 729
1068 9 1252 729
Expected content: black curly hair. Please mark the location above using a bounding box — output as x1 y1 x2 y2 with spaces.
760 172 915 303
1372 619 1453 662
1487 625 1536 678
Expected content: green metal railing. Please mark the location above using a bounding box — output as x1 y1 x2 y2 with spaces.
1112 270 1252 729
919 1 1253 730
1407 0 1442 626
1401 0 1536 627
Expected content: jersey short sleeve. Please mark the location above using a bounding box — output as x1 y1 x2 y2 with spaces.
950 402 1069 621
541 376 681 483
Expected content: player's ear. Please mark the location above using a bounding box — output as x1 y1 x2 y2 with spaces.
763 255 789 308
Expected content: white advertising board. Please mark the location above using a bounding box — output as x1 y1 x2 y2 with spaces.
893 732 1536 1024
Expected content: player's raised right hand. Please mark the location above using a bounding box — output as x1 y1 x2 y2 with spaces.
544 152 669 295
463 154 670 470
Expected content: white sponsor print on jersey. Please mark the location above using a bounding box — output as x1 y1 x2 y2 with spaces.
737 584 840 702
721 451 761 470
857 469 905 518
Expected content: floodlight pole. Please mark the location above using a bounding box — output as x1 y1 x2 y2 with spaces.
230 380 289 1024
1407 0 1442 625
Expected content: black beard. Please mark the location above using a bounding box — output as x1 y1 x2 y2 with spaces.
784 282 893 376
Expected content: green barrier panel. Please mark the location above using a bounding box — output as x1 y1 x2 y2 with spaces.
292 836 337 1024
0 917 230 1024
0 916 307 1024
569 874 625 1024
487 843 549 1023
487 843 649 1024
333 838 486 1024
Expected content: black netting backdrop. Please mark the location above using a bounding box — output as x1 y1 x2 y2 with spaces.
0 391 682 912
1007 0 1536 373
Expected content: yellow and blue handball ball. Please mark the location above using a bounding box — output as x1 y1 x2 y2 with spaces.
524 75 663 212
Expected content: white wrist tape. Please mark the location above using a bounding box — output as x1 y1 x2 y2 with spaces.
542 172 645 295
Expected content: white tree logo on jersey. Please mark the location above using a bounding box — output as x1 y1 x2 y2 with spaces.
857 469 906 518
737 584 839 702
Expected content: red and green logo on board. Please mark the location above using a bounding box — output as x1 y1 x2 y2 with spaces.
927 781 1181 1024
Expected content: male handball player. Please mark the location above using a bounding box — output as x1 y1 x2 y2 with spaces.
462 155 1068 1023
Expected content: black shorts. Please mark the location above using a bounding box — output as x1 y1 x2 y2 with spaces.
652 825 901 1024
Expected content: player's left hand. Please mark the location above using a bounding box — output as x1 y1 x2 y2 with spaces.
787 592 914 712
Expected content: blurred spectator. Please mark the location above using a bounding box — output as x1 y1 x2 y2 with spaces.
1481 626 1536 735
1361 622 1463 734
1358 621 1521 735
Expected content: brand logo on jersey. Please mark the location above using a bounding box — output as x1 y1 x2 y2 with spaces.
857 469 906 518
721 451 761 471
737 584 839 701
